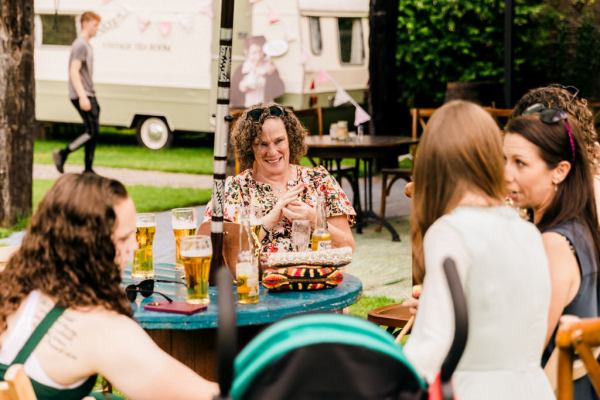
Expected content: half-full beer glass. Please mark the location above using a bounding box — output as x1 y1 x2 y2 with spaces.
132 213 156 279
180 235 212 304
171 208 197 270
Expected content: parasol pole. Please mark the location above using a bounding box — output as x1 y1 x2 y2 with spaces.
210 0 235 286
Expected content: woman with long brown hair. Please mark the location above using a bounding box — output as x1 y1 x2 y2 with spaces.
505 109 600 399
403 101 553 399
0 174 217 399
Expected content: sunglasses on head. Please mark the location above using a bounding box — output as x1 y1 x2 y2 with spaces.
522 103 576 163
125 279 184 303
247 105 286 122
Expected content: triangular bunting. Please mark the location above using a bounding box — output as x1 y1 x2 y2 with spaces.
333 88 352 107
354 105 371 126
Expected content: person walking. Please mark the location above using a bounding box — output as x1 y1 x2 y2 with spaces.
53 11 101 174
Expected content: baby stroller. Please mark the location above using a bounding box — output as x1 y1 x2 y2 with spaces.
214 257 468 400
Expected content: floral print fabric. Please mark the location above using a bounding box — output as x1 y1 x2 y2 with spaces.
204 165 356 256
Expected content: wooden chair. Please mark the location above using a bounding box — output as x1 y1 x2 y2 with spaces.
556 316 600 399
0 365 36 400
294 107 323 136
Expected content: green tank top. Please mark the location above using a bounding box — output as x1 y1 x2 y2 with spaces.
0 305 97 400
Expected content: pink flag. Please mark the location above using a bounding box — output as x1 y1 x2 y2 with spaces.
354 105 371 126
138 17 150 33
316 70 330 85
333 88 352 107
268 8 280 24
159 21 172 36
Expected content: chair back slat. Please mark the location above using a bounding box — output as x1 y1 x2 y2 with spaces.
556 317 600 399
0 365 36 400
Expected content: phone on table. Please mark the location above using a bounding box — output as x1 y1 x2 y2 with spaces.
144 301 207 315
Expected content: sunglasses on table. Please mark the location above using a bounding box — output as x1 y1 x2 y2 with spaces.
247 105 287 122
125 279 185 303
522 103 576 162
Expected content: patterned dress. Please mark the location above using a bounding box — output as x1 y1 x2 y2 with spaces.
204 165 356 257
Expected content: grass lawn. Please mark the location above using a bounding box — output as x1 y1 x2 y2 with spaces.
347 295 397 319
33 179 211 213
35 140 214 175
0 180 211 239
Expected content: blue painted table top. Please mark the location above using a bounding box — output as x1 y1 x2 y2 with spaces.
123 263 363 330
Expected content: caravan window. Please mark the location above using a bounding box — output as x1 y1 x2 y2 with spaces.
40 14 77 46
308 17 322 55
337 18 364 65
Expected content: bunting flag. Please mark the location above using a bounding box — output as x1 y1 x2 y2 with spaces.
138 16 150 33
268 7 280 24
333 87 352 107
309 79 315 90
354 105 372 126
159 21 172 36
316 70 330 85
315 69 371 126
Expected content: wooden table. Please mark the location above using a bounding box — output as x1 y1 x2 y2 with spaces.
125 263 363 380
305 135 418 241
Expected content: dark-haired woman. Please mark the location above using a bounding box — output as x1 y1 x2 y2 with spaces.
504 110 600 398
0 174 218 399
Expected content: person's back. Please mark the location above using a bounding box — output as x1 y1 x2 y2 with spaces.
406 100 553 399
405 206 553 399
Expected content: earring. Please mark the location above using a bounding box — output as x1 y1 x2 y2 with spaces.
553 180 559 192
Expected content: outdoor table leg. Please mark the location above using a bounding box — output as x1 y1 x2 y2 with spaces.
360 158 401 242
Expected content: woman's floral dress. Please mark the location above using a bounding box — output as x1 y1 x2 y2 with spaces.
204 165 356 257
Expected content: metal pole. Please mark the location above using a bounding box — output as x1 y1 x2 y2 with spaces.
504 0 514 108
210 0 235 286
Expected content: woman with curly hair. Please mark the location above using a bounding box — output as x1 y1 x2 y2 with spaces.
0 174 217 399
204 103 355 258
512 84 600 221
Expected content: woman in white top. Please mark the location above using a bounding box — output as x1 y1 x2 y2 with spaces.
403 100 554 399
0 174 218 400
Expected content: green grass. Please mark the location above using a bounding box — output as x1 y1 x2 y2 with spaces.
33 179 211 213
35 140 214 175
348 295 397 319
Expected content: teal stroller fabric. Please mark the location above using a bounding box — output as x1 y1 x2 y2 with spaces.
231 313 426 399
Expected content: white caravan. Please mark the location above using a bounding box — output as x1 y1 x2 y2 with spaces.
34 0 369 148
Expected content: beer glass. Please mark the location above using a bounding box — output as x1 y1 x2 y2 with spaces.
291 220 311 252
132 213 156 279
248 204 263 258
171 208 197 270
180 235 212 304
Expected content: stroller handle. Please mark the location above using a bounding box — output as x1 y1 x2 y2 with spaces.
216 266 236 399
440 257 469 384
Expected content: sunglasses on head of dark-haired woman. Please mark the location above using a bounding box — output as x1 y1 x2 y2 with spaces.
247 105 286 122
522 103 576 162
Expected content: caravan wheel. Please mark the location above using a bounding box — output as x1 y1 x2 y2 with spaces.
136 117 172 150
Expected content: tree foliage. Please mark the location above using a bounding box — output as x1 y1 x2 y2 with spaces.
396 0 600 107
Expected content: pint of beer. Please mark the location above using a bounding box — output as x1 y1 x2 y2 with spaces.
180 235 212 304
171 208 197 270
132 213 156 279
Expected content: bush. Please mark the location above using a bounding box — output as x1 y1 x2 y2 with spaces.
396 0 600 107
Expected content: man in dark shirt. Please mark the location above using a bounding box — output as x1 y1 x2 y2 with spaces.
53 11 101 174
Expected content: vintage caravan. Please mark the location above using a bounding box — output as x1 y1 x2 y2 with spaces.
34 0 369 148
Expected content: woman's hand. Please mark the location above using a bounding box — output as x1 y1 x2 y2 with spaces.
405 285 422 316
282 200 317 227
261 185 304 230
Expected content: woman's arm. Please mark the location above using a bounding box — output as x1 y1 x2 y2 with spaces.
88 315 219 400
541 232 581 346
328 215 355 250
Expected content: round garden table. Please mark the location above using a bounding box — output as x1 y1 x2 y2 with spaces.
124 263 363 380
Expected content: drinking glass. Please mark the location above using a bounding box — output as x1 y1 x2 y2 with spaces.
132 213 156 279
180 235 212 304
171 208 197 270
291 220 311 252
